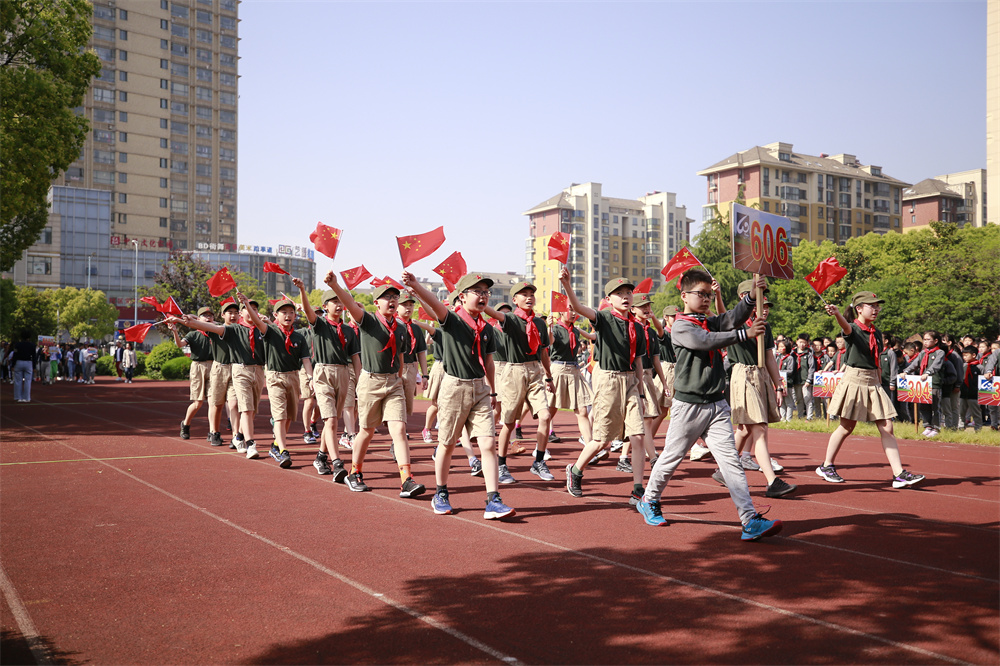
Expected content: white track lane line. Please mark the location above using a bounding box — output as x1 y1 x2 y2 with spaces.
0 563 54 666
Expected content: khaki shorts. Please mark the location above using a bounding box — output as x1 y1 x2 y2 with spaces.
299 367 314 400
499 361 549 424
208 362 236 406
232 363 265 414
436 374 494 447
641 368 663 416
314 363 350 420
357 371 406 428
591 367 645 442
549 362 592 411
346 365 357 409
190 359 213 402
402 361 419 415
654 362 676 412
266 370 300 422
425 361 444 402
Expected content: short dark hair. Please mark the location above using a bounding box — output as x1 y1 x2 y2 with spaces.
963 345 978 355
923 331 941 345
679 268 712 291
797 333 810 341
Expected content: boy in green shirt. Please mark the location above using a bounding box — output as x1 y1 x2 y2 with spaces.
168 306 215 441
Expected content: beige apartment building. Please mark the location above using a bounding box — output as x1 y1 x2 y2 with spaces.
56 0 240 252
698 142 909 245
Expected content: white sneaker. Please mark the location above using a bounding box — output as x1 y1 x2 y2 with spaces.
770 458 784 473
246 442 259 459
339 433 353 450
689 443 712 461
532 448 553 462
609 439 624 452
739 452 761 471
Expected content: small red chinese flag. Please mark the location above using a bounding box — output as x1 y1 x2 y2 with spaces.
340 264 372 290
397 226 446 267
547 232 570 263
206 266 238 297
433 251 467 291
417 306 433 321
158 296 184 318
633 277 653 295
309 222 342 260
805 257 848 295
139 296 160 309
660 247 704 282
219 296 236 310
551 291 568 313
124 322 155 343
598 298 611 311
263 261 290 276
371 276 405 290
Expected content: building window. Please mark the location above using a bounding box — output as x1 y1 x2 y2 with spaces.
160 217 168 227
94 149 114 164
159 158 168 168
119 70 127 81
220 35 236 49
94 129 114 143
196 67 212 82
196 105 211 119
160 138 168 148
172 3 189 18
118 50 127 61
160 98 168 108
219 53 235 68
171 140 188 154
117 213 127 224
121 268 133 278
219 91 235 105
118 131 127 142
160 177 168 188
94 170 114 184
27 256 52 275
171 121 188 135
196 48 211 62
196 86 212 101
94 88 115 103
118 173 127 184
118 152 127 163
160 198 168 208
219 110 235 123
220 15 236 30
196 29 212 43
196 125 211 138
118 90 127 102
39 227 53 244
197 9 212 23
119 9 128 19
171 43 188 57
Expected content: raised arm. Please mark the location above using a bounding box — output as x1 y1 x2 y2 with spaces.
558 266 596 322
237 292 267 333
400 271 448 322
168 322 188 348
165 314 225 336
295 277 316 325
483 304 505 323
711 279 726 315
325 270 366 324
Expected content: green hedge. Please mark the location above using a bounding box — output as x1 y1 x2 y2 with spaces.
160 355 192 380
144 340 184 380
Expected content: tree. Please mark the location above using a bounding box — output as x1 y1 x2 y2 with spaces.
0 0 101 271
6 285 56 340
0 278 16 341
50 286 117 341
141 252 268 316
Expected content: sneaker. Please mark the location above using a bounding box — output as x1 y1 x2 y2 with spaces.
276 449 292 469
565 464 583 498
514 426 524 440
400 477 425 499
303 431 318 445
268 443 282 463
421 428 433 443
921 427 932 437
484 495 515 520
689 443 712 461
313 454 332 475
765 477 797 498
246 442 259 459
616 457 633 473
770 458 784 473
711 469 726 486
588 448 609 466
470 457 483 477
209 432 224 447
892 469 926 489
927 428 939 438
739 452 760 471
346 472 369 492
311 423 322 439
180 423 190 440
532 448 553 462
206 432 213 442
637 499 667 527
741 513 782 541
331 458 348 483
548 431 561 443
530 460 555 481
609 439 624 453
498 464 516 484
234 436 246 453
432 491 453 515
815 464 844 483
339 433 354 450
629 487 644 506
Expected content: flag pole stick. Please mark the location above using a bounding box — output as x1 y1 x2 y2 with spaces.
754 274 765 369
807 279 830 306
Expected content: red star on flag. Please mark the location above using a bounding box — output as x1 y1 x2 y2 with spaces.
309 222 342 260
433 251 467 292
340 264 372 290
547 232 570 263
397 227 446 267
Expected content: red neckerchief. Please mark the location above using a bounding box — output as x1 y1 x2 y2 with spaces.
557 321 576 354
405 320 418 355
795 349 810 370
964 359 979 386
835 348 846 370
276 323 295 355
675 313 713 367
514 307 541 355
919 347 939 373
238 317 258 357
780 353 791 367
325 316 347 348
611 309 638 366
854 320 880 371
641 322 655 360
454 304 486 370
374 310 398 359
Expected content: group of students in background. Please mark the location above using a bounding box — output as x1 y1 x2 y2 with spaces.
770 330 1000 435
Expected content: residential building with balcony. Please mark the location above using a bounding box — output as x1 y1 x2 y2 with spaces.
931 169 987 228
902 178 976 230
698 142 909 245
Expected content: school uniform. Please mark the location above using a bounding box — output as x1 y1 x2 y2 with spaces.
587 309 646 443
356 310 407 429
727 319 780 425
960 359 982 431
941 349 964 429
185 330 214 402
399 318 428 416
298 327 315 404
654 328 677 414
827 323 896 422
435 309 497 449
548 321 593 411
901 346 946 430
637 322 663 418
790 348 816 419
983 350 1000 428
310 314 361 421
879 347 899 419
227 320 266 415
497 306 550 424
208 323 238 408
776 352 795 421
424 330 445 402
262 321 311 422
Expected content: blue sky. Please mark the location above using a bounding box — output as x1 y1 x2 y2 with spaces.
236 0 986 282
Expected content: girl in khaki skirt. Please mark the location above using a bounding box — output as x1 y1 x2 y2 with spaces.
817 292 925 489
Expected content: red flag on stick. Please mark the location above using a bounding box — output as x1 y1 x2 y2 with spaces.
158 296 184 318
206 267 238 297
309 222 342 260
140 296 160 309
598 298 611 311
340 264 372 290
660 247 704 283
633 277 653 295
219 296 236 310
124 322 155 343
371 276 405 291
551 291 568 313
433 251 467 292
397 226 446 267
547 232 570 263
805 257 847 296
263 261 290 276
417 306 434 321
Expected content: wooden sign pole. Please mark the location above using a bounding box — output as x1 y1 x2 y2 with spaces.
755 274 764 368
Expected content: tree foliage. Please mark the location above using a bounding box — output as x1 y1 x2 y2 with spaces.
0 0 101 271
141 252 268 315
50 287 118 341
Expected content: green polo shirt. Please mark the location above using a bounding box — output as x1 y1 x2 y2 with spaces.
549 323 583 364
639 323 659 366
311 316 360 366
208 330 233 365
844 322 881 370
429 329 445 371
261 324 310 373
589 309 646 372
400 320 428 364
224 322 264 366
491 322 508 363
185 330 214 362
728 322 774 366
659 330 676 364
500 311 549 363
358 311 405 374
439 310 496 380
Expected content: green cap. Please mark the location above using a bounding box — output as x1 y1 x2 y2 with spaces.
271 298 296 313
448 291 460 305
497 302 513 311
196 306 213 317
852 291 885 307
632 295 652 307
737 278 769 296
604 277 635 297
509 281 536 298
662 305 679 317
399 292 415 305
372 284 401 301
456 272 494 293
321 289 338 304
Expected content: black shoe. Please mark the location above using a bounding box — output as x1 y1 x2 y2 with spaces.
180 423 190 440
565 464 583 498
514 426 524 440
331 458 348 483
209 432 224 447
346 472 370 492
548 431 561 443
206 432 212 442
765 477 797 498
313 454 332 475
400 477 425 498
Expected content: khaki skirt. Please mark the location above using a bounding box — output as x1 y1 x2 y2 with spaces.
730 363 780 425
549 362 593 410
425 360 445 402
828 366 897 422
641 368 663 416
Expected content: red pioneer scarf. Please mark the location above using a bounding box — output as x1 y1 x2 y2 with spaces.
835 349 847 370
964 359 979 386
557 321 576 354
455 304 486 370
675 314 714 367
406 321 418 355
919 347 939 374
325 316 348 347
854 320 880 371
514 307 541 355
276 323 296 355
374 310 398 359
238 317 258 357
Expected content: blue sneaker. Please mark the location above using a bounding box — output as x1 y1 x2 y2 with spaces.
637 499 667 527
741 513 782 541
484 495 515 520
432 491 453 515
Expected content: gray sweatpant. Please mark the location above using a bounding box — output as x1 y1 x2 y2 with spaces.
645 399 756 525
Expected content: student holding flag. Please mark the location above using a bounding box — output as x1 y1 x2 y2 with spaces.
167 306 215 441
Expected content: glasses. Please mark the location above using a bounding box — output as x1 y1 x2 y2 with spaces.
684 290 713 300
464 289 491 297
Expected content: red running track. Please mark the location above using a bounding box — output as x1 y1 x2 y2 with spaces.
1 378 998 665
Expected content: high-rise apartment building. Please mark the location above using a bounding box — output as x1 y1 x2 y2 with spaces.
524 183 691 309
698 142 909 245
57 0 241 253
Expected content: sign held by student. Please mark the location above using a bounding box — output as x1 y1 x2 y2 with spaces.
731 203 794 280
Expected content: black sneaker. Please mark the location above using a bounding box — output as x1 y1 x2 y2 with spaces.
565 464 583 498
514 426 524 440
891 469 925 489
346 472 369 492
209 432 224 447
400 477 425 498
331 458 348 483
313 453 332 475
548 431 561 443
206 432 213 442
616 457 632 474
180 423 190 440
765 477 797 498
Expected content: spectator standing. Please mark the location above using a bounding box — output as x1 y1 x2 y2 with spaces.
12 331 37 402
122 343 138 383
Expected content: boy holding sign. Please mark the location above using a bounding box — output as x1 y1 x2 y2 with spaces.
817 292 924 488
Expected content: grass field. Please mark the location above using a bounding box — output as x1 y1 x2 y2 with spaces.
771 417 1000 446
